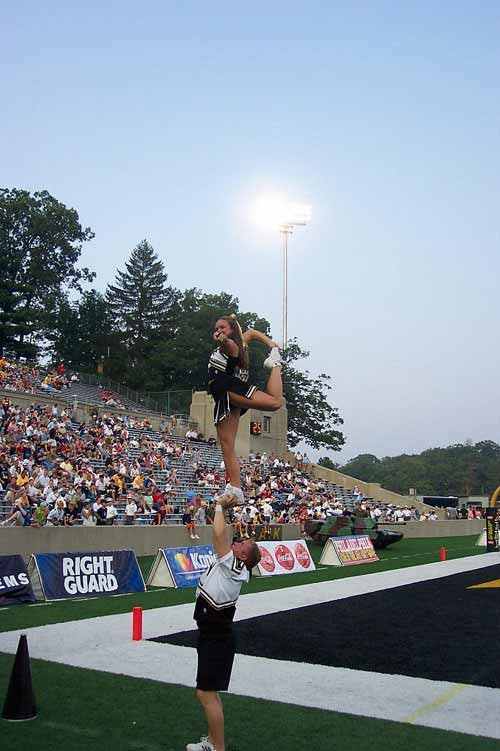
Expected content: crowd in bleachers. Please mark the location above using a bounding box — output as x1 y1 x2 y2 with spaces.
99 387 125 409
0 358 41 394
0 358 160 415
0 357 74 395
0 396 368 533
0 394 486 535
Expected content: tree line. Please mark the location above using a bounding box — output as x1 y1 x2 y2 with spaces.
319 440 500 497
0 188 345 451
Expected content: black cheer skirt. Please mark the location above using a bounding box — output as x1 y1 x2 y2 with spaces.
208 373 258 424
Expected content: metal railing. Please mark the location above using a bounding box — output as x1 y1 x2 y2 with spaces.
77 373 192 416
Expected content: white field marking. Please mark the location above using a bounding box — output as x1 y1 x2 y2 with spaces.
402 682 469 724
1 553 500 741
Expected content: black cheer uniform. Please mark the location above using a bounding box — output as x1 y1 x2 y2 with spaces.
207 347 257 424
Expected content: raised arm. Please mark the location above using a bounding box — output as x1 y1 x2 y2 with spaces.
242 329 279 348
212 502 232 558
213 331 239 358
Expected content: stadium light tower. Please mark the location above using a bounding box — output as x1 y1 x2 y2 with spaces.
279 203 312 351
252 195 311 351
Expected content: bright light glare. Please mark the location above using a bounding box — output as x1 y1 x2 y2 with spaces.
252 194 312 230
252 193 289 230
286 203 312 225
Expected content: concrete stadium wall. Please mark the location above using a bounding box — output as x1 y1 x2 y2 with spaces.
1 520 484 561
0 524 301 561
379 519 485 538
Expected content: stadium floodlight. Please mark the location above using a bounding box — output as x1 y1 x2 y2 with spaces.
252 194 311 350
279 202 312 352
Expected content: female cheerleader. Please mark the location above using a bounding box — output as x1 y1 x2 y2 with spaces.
208 314 283 505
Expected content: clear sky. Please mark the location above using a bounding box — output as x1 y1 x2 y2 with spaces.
2 1 500 463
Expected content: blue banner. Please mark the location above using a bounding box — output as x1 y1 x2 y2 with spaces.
33 550 145 601
0 555 35 607
163 546 217 588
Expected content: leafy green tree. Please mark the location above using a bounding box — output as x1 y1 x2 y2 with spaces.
150 289 270 392
282 340 345 451
49 290 123 375
339 441 500 496
105 240 179 386
0 188 95 357
339 453 382 482
318 456 338 470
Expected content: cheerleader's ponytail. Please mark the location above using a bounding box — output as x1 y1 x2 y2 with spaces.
224 314 248 369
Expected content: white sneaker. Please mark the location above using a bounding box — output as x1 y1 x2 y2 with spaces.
186 737 215 751
263 346 282 369
195 534 200 539
225 484 245 506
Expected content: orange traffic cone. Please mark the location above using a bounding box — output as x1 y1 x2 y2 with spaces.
2 635 37 721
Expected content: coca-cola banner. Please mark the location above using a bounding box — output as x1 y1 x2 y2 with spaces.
254 539 315 577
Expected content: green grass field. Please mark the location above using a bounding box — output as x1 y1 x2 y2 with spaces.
1 535 495 751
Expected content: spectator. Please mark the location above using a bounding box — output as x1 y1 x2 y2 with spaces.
46 499 65 527
81 501 96 527
105 499 118 526
95 499 108 526
183 506 199 540
124 496 138 525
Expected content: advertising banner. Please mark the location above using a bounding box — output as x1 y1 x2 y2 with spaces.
146 546 217 588
254 539 316 577
252 525 283 542
320 535 379 567
28 550 145 601
0 555 35 607
485 508 500 553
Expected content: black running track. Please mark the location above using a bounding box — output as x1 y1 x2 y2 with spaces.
150 564 500 688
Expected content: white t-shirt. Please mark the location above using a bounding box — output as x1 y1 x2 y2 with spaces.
196 550 249 610
262 502 273 518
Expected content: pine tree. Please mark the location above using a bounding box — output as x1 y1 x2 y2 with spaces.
105 240 179 379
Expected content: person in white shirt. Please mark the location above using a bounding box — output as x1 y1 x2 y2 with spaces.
81 501 96 527
124 498 137 525
260 500 274 539
187 496 261 751
105 500 118 525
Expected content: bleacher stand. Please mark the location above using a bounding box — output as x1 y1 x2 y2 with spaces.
0 388 373 532
1 357 415 532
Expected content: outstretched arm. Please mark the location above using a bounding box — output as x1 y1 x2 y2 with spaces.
242 329 279 348
212 503 232 558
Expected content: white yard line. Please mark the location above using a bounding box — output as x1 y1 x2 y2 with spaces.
1 553 499 740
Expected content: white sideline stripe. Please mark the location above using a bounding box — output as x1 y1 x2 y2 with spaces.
1 552 499 740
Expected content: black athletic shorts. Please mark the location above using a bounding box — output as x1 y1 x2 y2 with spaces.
196 621 236 691
195 597 236 691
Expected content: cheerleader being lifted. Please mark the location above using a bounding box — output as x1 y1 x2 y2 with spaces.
208 314 283 507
